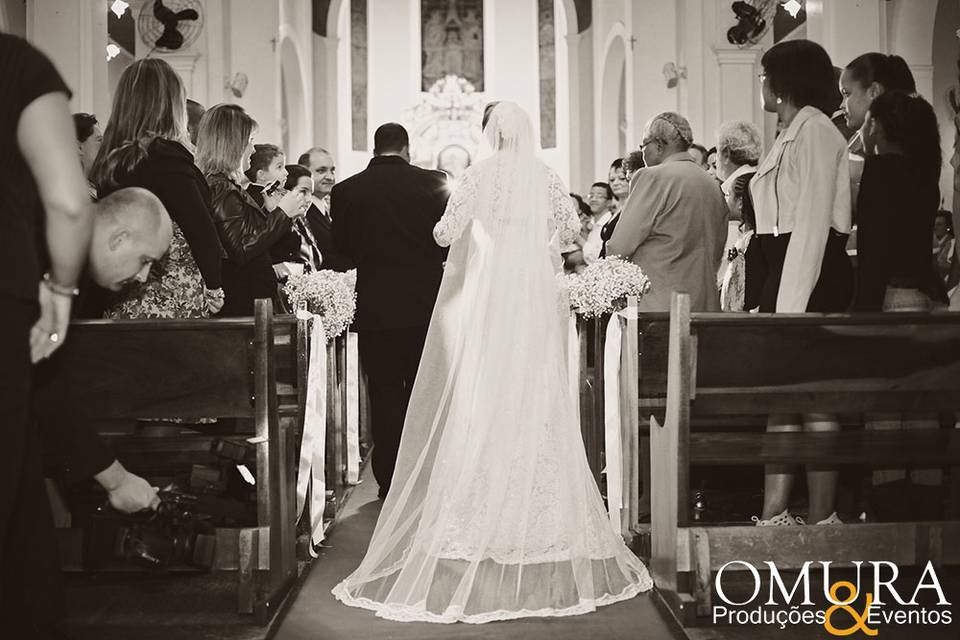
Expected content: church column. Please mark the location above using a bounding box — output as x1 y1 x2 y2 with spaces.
314 34 341 149
26 0 109 118
566 29 595 192
713 47 763 138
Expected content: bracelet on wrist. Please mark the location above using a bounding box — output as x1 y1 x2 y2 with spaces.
42 272 80 297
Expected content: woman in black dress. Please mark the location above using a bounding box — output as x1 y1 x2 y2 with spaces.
855 91 948 490
90 59 225 318
855 91 947 311
0 33 93 636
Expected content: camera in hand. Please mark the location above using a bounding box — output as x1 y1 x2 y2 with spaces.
264 179 282 196
85 488 217 571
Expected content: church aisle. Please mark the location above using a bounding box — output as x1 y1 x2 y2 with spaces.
274 466 686 640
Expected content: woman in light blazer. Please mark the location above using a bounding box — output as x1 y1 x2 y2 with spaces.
750 39 853 527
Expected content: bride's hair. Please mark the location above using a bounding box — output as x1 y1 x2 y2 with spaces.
482 102 502 130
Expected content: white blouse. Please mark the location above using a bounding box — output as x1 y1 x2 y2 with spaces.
750 106 852 313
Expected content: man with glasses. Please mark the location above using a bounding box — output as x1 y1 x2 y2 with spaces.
606 112 728 312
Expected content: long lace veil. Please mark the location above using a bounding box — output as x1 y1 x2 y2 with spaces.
333 102 649 622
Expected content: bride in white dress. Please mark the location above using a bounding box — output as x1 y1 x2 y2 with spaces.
332 101 652 623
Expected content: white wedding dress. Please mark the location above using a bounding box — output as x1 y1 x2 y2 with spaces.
332 102 652 623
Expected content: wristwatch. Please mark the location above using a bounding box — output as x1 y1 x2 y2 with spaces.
42 272 80 297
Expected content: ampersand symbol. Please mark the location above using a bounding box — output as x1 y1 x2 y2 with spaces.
823 581 878 637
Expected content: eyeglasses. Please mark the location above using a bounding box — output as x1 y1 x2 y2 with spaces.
639 138 660 151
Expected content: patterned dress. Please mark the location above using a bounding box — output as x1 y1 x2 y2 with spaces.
719 228 754 312
106 223 209 319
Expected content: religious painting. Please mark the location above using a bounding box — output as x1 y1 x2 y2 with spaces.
538 0 556 149
421 0 484 91
351 0 368 151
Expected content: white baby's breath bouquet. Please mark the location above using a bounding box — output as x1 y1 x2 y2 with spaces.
563 257 652 318
283 269 357 339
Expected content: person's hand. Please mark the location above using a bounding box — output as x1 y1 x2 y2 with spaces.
204 287 225 314
95 460 160 513
262 187 283 212
273 262 304 279
278 189 306 218
30 279 73 363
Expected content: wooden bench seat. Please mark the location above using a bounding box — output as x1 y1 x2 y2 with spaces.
625 293 960 627
54 300 351 623
689 430 960 466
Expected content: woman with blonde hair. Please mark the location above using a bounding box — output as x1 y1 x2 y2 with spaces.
90 58 224 318
196 104 304 316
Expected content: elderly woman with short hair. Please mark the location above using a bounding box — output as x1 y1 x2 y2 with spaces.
715 120 763 200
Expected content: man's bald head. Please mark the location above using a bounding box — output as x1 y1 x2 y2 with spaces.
89 187 173 291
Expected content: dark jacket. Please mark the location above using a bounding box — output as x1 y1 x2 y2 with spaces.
247 184 324 270
36 341 115 486
101 138 224 289
305 202 354 272
331 156 449 331
854 154 948 311
208 173 292 316
38 279 118 485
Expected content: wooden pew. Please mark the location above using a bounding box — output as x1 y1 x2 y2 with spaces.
56 299 349 622
638 293 960 626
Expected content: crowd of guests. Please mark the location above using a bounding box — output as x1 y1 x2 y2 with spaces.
564 39 960 527
70 59 351 321
1 34 357 636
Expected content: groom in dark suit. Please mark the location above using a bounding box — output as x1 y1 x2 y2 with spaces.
331 123 449 498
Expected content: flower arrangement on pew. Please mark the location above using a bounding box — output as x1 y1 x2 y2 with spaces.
563 257 652 317
283 269 357 340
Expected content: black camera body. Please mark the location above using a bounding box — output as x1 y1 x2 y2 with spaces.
85 489 217 571
727 1 767 46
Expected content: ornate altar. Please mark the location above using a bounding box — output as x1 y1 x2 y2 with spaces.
405 75 486 179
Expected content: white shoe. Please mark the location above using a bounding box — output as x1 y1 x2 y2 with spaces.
751 509 801 526
815 512 843 525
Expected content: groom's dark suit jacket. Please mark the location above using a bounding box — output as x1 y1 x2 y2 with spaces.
331 155 449 332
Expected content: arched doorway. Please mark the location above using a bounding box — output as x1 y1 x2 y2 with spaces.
599 32 627 173
280 36 308 158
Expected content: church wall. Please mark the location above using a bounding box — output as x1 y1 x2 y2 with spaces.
629 0 681 140
226 0 282 147
549 3 572 189
280 0 316 158
367 0 420 153
335 0 365 177
25 0 109 120
806 0 885 70
485 0 542 147
567 25 596 192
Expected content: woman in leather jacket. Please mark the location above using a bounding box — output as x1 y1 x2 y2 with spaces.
195 104 304 316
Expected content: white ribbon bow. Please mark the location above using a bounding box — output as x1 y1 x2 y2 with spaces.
296 312 327 557
602 312 624 532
